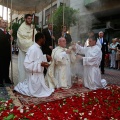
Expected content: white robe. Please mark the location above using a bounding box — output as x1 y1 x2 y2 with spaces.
14 43 54 97
76 44 107 90
45 46 76 89
17 22 37 83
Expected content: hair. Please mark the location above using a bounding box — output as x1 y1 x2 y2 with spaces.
58 37 66 44
48 23 52 26
35 33 44 42
58 37 62 43
99 31 104 34
89 36 97 42
61 25 67 29
24 14 32 19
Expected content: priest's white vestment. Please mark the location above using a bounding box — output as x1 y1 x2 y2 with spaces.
45 46 76 89
17 22 37 83
76 44 107 90
14 43 54 97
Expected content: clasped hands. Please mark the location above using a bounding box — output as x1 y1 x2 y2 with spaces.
41 55 52 67
65 42 77 54
41 62 50 68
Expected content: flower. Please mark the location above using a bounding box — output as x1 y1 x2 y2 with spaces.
0 85 120 119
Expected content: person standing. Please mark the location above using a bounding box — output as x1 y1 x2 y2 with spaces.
61 26 72 48
42 23 55 56
84 31 101 48
17 14 37 82
75 36 107 90
108 39 117 69
98 31 108 74
0 19 13 87
14 33 54 97
42 23 55 76
84 31 95 47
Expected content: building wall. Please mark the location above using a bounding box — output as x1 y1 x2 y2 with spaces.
69 0 120 43
12 0 120 42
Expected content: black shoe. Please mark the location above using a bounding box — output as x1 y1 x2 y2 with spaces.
101 71 104 74
5 79 12 84
13 90 17 93
0 84 4 87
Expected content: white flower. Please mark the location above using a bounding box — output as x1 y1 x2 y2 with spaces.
10 109 13 112
80 117 82 119
33 105 36 108
4 103 7 106
30 113 34 116
47 108 50 110
47 117 51 120
88 112 92 115
20 109 24 113
79 112 84 116
84 118 88 120
26 107 29 110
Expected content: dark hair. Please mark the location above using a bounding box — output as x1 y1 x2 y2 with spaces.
24 14 32 19
61 25 67 29
48 23 52 26
35 33 44 42
89 36 97 42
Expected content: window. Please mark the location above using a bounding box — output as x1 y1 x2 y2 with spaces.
45 4 57 25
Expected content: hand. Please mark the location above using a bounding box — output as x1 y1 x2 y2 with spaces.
66 49 71 54
32 25 35 29
10 36 13 41
76 55 83 60
46 55 52 61
9 29 13 35
71 44 76 51
62 32 64 37
51 35 55 40
41 62 50 68
49 46 53 50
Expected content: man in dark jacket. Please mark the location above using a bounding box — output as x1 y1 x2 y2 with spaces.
98 31 108 74
42 23 55 56
0 19 13 87
61 26 72 48
41 23 55 75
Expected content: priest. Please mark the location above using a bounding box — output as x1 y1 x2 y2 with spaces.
75 36 107 90
45 37 76 89
17 14 37 82
14 33 54 97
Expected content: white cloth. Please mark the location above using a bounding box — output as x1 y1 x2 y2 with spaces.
17 22 37 82
45 46 76 89
76 44 107 90
14 43 54 97
18 49 27 83
110 53 116 68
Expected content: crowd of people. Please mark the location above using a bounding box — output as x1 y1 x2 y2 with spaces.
0 13 120 98
108 38 120 70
